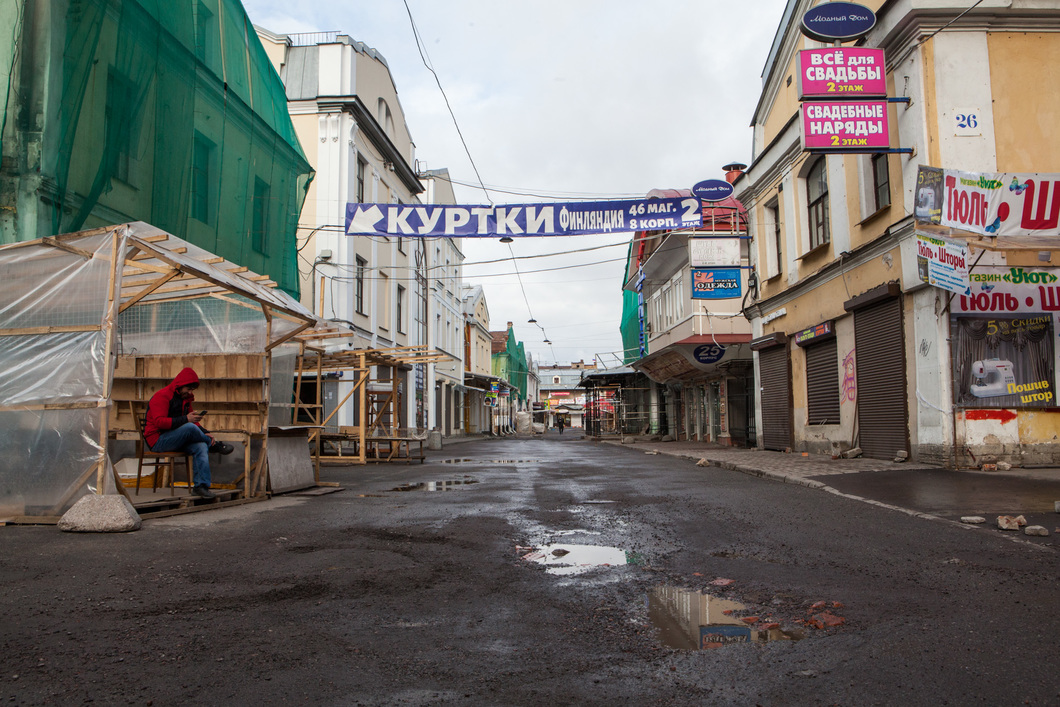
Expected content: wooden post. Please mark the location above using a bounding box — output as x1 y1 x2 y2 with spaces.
96 228 124 494
358 352 367 465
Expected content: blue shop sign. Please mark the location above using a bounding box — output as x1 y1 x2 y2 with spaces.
800 2 876 43
692 268 741 299
693 344 726 365
691 179 734 202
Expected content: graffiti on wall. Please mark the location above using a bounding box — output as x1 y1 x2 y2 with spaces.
841 348 857 403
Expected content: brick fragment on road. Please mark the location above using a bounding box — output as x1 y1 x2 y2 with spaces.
1023 525 1049 537
997 515 1027 530
960 516 987 524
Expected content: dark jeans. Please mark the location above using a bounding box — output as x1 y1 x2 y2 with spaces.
151 422 211 487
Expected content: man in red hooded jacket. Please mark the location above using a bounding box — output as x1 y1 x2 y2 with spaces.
145 367 233 499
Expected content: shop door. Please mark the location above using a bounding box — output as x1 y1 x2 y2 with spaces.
759 345 793 451
710 382 722 441
727 376 755 447
854 297 908 459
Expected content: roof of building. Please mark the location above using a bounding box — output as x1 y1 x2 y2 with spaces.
490 330 508 354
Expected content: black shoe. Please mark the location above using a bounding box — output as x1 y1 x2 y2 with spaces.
208 440 234 455
192 485 216 499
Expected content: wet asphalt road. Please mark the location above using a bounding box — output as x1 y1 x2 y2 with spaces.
2 434 1058 706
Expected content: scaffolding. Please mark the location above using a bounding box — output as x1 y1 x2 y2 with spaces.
293 344 454 467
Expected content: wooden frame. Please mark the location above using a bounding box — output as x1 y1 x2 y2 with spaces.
292 344 453 465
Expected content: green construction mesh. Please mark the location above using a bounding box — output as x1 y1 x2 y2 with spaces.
1 0 312 298
619 241 646 364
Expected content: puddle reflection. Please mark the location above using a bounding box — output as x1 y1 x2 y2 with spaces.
389 479 479 492
649 585 804 650
522 543 628 575
441 459 541 464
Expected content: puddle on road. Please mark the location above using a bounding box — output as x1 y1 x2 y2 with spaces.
441 458 542 464
649 585 804 650
521 543 629 575
389 479 479 492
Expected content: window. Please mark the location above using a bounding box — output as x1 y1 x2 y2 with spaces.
356 157 367 202
191 132 215 224
807 157 830 249
193 2 215 64
871 153 891 211
553 376 560 384
380 272 390 329
397 285 405 333
378 98 394 137
106 70 137 184
766 199 782 277
674 274 683 320
251 178 270 254
355 256 367 314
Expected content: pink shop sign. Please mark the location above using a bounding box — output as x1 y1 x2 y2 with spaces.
801 101 890 151
798 48 887 100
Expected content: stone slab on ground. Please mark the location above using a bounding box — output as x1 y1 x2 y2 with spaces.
57 494 141 533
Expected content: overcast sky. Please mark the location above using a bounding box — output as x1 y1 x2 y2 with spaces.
241 0 791 367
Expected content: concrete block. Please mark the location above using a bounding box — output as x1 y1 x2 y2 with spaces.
960 516 986 524
1024 525 1050 537
427 430 443 450
58 494 141 533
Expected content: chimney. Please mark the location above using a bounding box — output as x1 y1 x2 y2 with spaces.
723 162 747 184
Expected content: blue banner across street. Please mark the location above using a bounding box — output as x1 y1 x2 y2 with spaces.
345 197 703 237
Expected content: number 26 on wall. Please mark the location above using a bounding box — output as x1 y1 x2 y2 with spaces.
953 109 981 136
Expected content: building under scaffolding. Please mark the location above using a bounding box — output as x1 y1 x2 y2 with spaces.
580 367 659 438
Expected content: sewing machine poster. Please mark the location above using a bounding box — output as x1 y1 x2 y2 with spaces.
951 314 1055 408
914 166 1060 237
916 232 970 295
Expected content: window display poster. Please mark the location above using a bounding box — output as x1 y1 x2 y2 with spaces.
951 315 1054 408
916 232 970 296
689 237 740 267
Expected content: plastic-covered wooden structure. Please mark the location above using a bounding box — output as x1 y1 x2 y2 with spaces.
0 222 316 521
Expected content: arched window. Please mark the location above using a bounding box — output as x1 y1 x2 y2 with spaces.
377 98 394 138
806 156 830 249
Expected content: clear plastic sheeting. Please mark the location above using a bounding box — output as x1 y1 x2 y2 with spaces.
269 343 299 426
118 297 270 355
0 233 114 330
0 409 104 517
0 332 107 405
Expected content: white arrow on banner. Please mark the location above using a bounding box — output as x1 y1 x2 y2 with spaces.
347 205 385 234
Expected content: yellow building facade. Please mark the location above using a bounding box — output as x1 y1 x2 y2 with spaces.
738 0 1060 465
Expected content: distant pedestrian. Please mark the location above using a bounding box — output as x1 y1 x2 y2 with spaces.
557 417 564 434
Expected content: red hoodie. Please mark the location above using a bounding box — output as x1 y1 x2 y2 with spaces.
144 367 201 447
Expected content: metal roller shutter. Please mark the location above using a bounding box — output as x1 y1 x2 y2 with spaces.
805 338 840 424
854 297 908 459
759 345 792 451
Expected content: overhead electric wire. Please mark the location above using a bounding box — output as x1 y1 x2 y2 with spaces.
401 0 491 204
